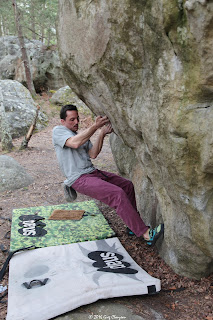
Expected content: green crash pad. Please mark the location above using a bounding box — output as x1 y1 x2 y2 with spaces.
10 200 115 251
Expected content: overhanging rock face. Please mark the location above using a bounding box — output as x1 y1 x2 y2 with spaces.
57 0 213 279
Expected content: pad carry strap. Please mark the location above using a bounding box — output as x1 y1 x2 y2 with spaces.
0 246 36 282
23 278 49 289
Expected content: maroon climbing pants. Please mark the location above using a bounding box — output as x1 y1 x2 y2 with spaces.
72 169 148 237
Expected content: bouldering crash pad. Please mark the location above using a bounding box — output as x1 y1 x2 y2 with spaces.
7 237 161 320
10 200 115 251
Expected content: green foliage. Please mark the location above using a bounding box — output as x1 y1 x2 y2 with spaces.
0 0 16 36
0 0 58 45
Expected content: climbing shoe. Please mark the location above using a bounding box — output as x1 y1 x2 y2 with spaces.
145 224 164 247
126 227 135 236
63 184 77 202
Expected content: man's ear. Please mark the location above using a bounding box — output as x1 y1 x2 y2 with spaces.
60 119 65 125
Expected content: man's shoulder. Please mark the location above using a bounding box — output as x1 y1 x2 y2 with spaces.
52 126 76 146
53 125 71 134
53 125 65 132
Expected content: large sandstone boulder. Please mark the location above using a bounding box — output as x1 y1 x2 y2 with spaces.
51 85 92 114
0 36 66 92
0 155 33 192
57 0 213 279
0 80 47 139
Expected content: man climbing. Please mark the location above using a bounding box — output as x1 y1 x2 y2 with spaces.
52 104 164 246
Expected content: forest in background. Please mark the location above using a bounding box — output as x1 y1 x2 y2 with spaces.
0 0 59 150
0 0 58 46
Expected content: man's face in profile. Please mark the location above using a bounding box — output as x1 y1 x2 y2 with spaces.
61 110 79 132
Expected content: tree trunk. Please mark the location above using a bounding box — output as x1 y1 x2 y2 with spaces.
0 18 3 37
0 91 14 151
12 0 36 96
19 105 40 149
30 0 36 40
47 28 51 46
0 15 6 36
40 0 45 43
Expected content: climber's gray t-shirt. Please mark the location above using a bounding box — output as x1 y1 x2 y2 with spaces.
52 125 95 186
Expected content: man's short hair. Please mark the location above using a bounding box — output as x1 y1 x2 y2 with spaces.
60 104 78 120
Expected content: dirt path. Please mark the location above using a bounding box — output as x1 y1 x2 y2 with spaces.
0 96 212 320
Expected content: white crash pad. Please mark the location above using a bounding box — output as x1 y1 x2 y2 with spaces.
7 237 160 320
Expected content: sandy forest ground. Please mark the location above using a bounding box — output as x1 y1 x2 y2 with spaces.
0 93 213 320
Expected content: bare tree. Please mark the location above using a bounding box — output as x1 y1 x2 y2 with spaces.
30 0 36 40
12 0 36 96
